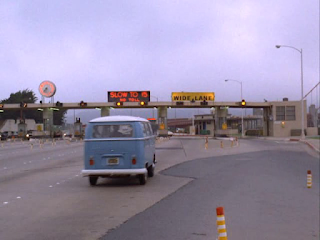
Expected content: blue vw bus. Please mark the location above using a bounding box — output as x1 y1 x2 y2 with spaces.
82 116 156 186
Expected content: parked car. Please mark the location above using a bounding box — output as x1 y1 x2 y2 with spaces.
82 116 156 186
0 132 8 141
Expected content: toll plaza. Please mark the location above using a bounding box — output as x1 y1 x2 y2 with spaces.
0 93 308 138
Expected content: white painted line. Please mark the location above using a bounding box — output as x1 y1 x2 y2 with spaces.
16 196 21 199
3 167 7 170
56 182 60 185
3 202 8 205
49 185 53 188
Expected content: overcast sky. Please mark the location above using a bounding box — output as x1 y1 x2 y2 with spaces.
1 0 319 107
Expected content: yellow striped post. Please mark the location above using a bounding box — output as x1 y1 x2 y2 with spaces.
205 137 208 150
216 207 228 240
307 170 312 188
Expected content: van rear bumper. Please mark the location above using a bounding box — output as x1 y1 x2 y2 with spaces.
81 169 147 177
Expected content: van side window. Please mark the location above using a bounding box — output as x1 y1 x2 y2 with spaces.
92 124 133 138
139 122 148 137
144 122 152 136
146 123 153 135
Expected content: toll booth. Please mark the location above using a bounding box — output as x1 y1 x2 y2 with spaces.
157 107 168 136
74 118 83 138
18 120 27 137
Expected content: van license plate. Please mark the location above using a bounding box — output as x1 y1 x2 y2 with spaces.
108 158 119 165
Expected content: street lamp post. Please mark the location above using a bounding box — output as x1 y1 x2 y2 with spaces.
225 79 244 137
275 45 305 139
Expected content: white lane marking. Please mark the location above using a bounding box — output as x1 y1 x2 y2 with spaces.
3 202 9 205
49 185 53 188
16 196 21 199
275 141 298 144
56 182 60 185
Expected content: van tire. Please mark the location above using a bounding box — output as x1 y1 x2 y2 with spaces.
89 176 98 186
138 173 147 185
147 164 155 177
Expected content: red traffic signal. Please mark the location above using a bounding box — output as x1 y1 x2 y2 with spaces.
20 102 28 108
80 101 87 107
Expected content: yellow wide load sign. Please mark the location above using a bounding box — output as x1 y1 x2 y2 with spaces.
171 92 215 102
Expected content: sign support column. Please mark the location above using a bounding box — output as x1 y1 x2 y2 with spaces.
101 107 110 117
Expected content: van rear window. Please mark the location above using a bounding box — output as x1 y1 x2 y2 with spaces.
92 124 133 138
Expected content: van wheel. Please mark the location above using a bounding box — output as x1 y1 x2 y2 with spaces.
147 164 155 177
138 173 147 185
89 176 98 186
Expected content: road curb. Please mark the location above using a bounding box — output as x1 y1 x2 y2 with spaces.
300 140 320 153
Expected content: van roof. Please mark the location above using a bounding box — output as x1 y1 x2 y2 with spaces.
89 115 150 123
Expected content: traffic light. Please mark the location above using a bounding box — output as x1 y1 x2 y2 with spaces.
200 100 208 106
241 99 246 107
140 101 147 106
20 102 27 108
80 101 87 107
0 104 3 108
56 101 63 107
116 102 123 106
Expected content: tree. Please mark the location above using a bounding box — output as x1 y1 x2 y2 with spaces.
0 89 67 125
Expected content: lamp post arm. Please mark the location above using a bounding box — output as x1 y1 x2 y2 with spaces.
278 45 302 53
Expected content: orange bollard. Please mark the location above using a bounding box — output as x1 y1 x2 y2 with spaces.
307 170 312 188
216 207 228 240
220 141 223 148
205 137 208 150
231 141 234 147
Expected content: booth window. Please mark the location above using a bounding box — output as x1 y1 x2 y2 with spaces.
276 106 296 121
276 106 285 120
286 106 296 120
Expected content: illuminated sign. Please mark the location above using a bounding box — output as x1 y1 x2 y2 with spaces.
171 92 215 102
108 91 150 103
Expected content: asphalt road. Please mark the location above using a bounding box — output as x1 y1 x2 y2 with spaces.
102 139 319 240
0 138 319 240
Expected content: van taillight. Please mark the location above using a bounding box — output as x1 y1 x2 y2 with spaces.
89 157 94 166
132 158 137 165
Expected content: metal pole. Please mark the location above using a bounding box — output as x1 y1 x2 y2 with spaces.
301 49 305 139
241 82 244 137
